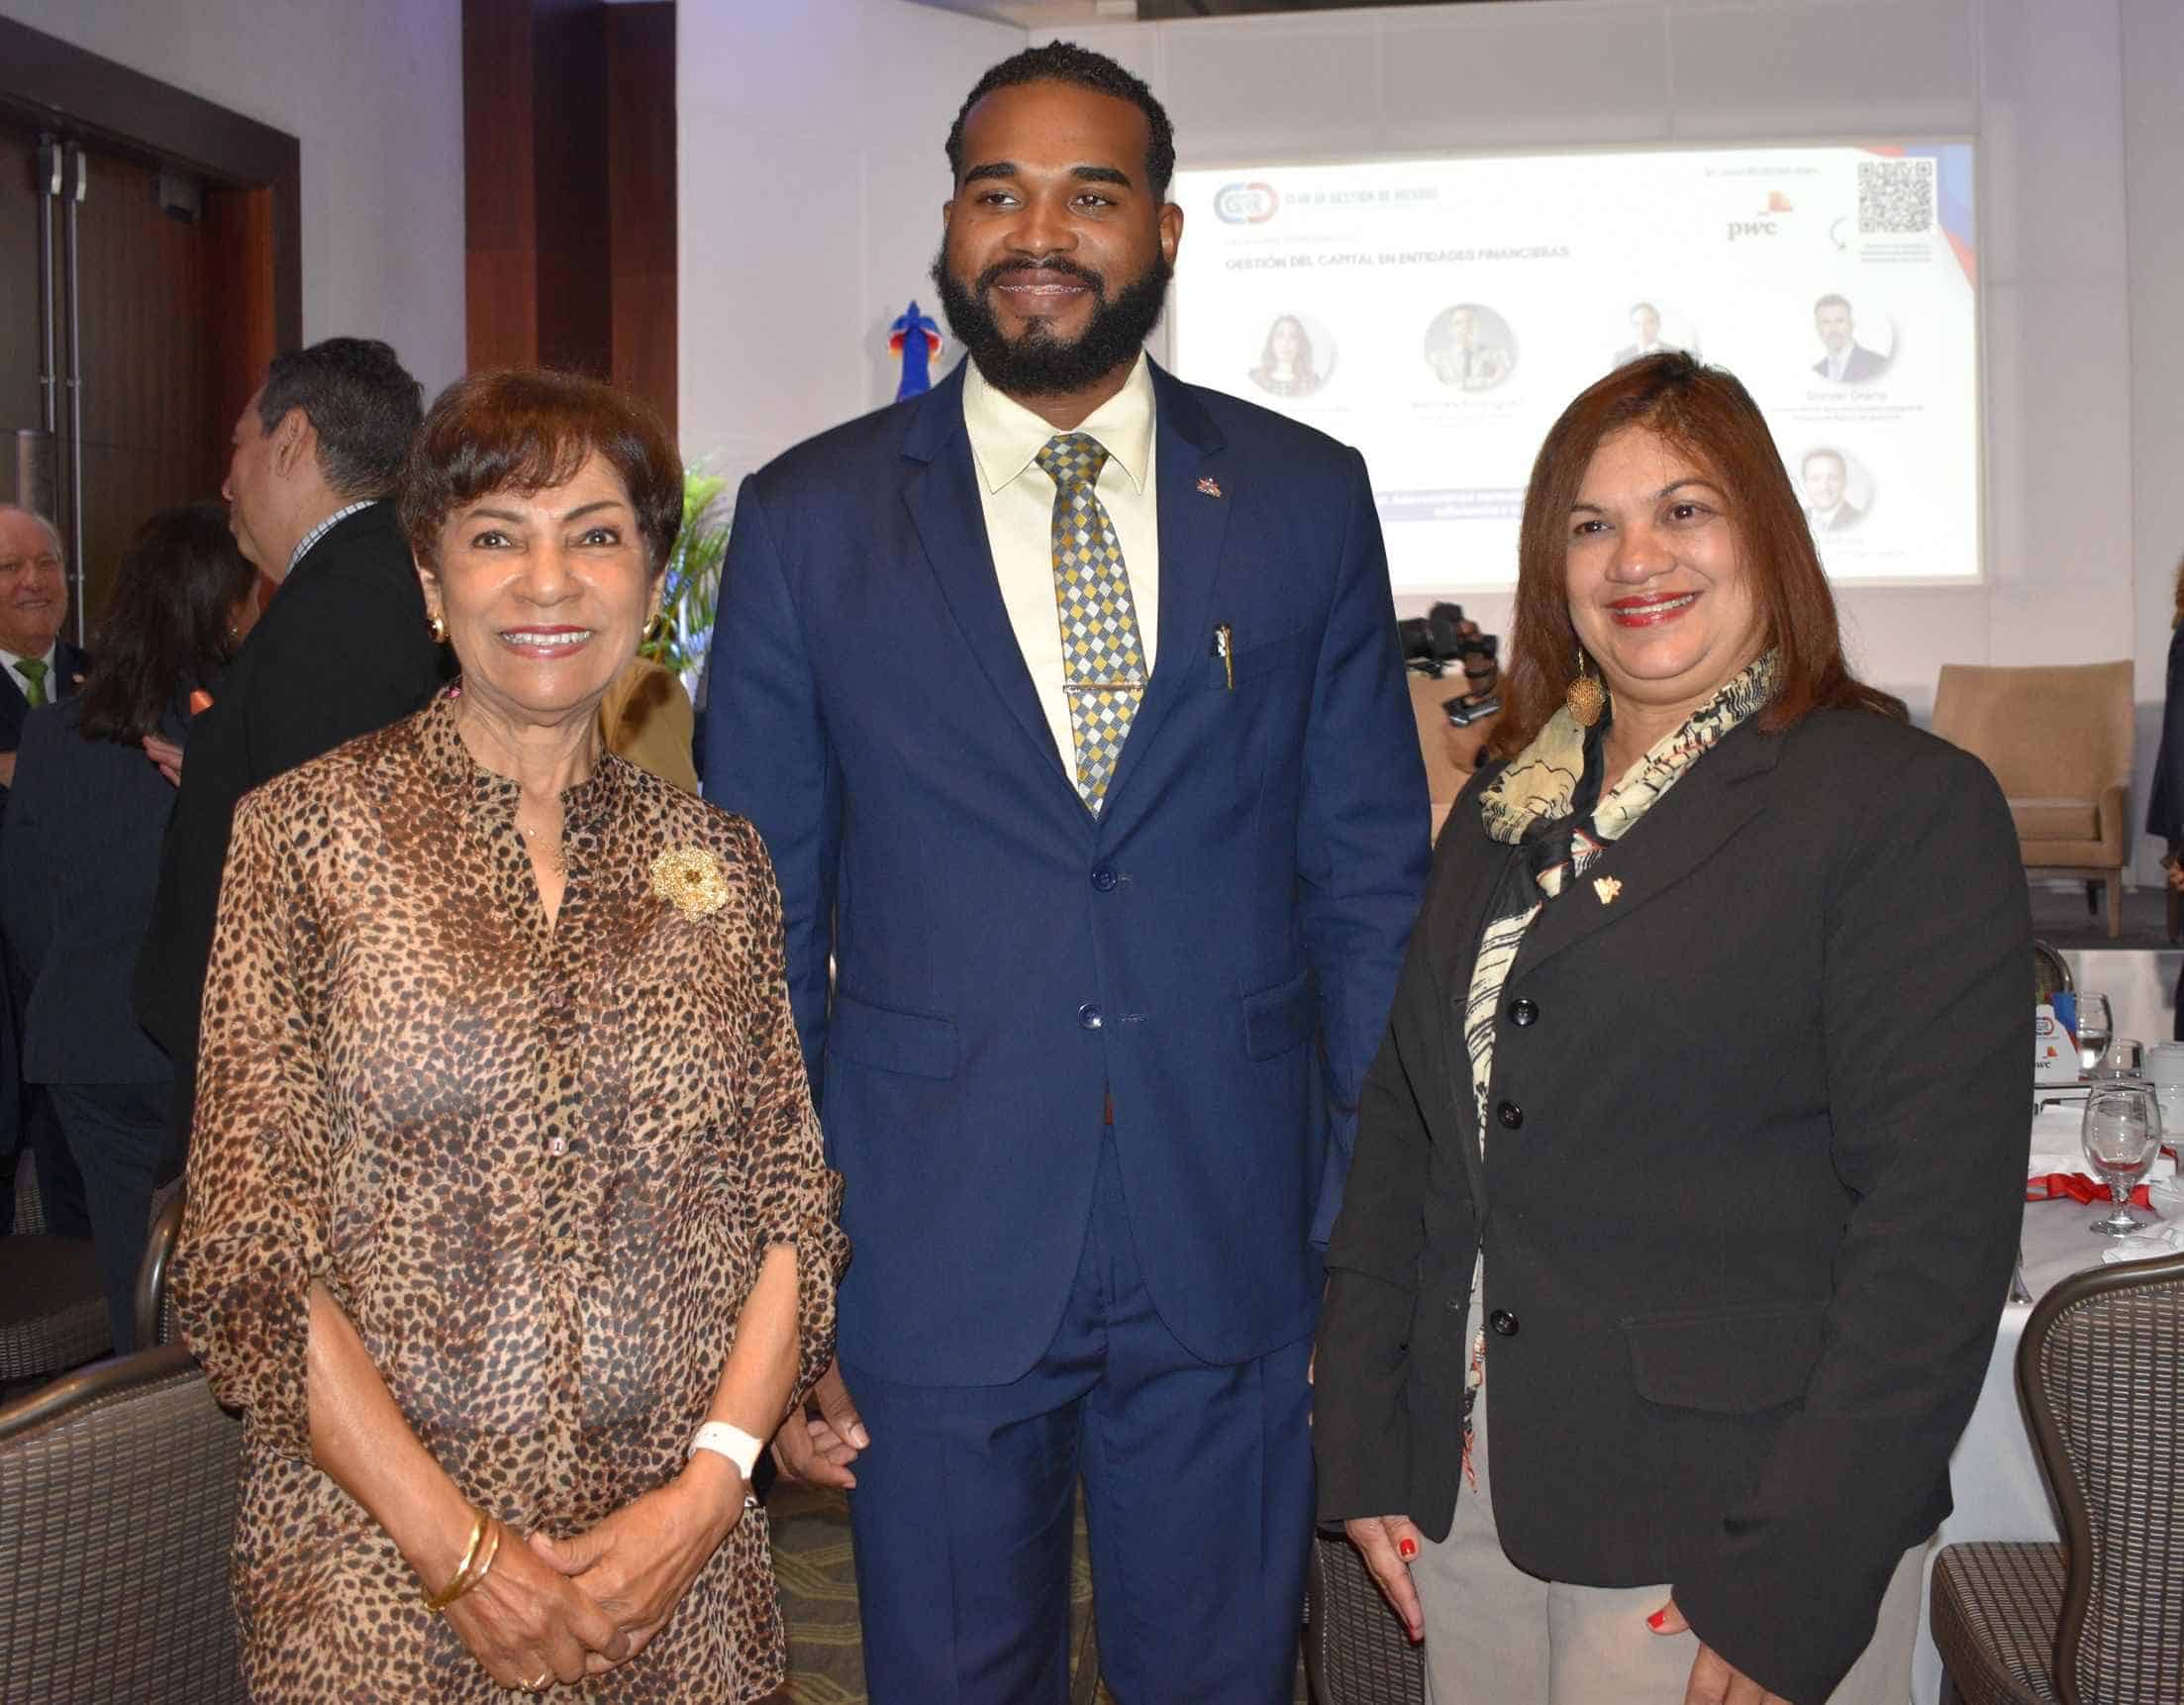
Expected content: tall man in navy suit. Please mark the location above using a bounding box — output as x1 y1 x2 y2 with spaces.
700 43 1428 1702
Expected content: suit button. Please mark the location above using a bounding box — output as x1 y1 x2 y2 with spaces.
1509 998 1538 1027
1490 1309 1519 1338
1078 1003 1104 1031
1496 1100 1523 1129
1091 864 1119 892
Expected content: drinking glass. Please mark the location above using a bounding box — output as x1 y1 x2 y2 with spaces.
2076 993 2113 1075
2094 1037 2144 1079
2081 1082 2161 1236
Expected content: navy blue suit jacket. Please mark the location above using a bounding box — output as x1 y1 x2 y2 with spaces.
0 700 177 1084
700 359 1428 1385
0 638 88 805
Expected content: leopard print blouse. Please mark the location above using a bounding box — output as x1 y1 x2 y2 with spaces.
173 690 848 1703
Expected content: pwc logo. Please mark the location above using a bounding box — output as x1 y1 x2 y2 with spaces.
1214 182 1279 224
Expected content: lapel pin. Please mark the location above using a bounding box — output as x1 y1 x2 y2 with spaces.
1213 622 1235 690
1592 876 1623 905
1197 475 1223 498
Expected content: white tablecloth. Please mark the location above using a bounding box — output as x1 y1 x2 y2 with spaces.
1909 1145 2182 1704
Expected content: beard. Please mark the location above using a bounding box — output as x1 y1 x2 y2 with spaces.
931 244 1173 396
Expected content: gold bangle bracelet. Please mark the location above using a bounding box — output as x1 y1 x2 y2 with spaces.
429 1517 501 1615
463 1520 504 1597
422 1509 491 1612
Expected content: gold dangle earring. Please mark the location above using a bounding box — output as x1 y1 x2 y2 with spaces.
1565 642 1606 728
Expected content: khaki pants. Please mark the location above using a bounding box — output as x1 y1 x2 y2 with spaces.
1413 1297 1927 1705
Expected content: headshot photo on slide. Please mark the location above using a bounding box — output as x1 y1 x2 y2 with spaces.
1799 445 1873 535
1248 312 1335 399
1808 290 1896 384
1424 302 1517 392
1612 299 1695 369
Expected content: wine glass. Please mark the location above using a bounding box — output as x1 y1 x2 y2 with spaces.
2082 1082 2161 1236
2095 1037 2144 1079
2075 993 2113 1075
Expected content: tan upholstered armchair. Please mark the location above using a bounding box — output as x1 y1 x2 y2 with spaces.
1931 661 2134 938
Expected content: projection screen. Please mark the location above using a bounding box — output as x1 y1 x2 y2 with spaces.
1169 142 1979 592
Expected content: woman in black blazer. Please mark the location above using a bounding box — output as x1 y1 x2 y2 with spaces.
0 502 255 1350
2144 554 2184 1037
1314 354 2029 1705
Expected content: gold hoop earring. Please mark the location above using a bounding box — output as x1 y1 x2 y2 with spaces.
643 611 669 648
1565 644 1606 728
428 614 448 645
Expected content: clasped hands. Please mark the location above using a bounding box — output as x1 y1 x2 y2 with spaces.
441 1452 749 1692
1344 1516 1794 1705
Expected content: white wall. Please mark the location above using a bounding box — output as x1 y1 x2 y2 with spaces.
676 0 1021 485
679 0 2182 881
1 0 467 397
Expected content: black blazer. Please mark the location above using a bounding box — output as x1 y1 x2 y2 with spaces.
1314 708 2029 1705
2145 624 2184 845
0 700 179 1083
134 501 447 1067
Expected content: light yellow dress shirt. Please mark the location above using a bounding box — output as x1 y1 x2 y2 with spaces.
960 352 1160 768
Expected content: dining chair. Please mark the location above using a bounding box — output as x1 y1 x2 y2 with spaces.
0 1343 247 1703
133 1176 187 1351
0 1149 110 1385
1930 1248 2184 1704
1304 1529 1425 1705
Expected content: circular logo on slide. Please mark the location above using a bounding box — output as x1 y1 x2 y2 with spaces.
1214 182 1280 224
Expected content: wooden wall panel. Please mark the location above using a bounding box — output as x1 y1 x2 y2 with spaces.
0 129 45 439
0 17 297 631
64 150 230 621
532 0 612 378
463 0 540 373
607 3 676 430
463 0 676 429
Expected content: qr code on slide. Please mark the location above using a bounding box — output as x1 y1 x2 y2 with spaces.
1857 156 1936 235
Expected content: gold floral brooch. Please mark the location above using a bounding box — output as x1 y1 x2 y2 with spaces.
650 846 732 921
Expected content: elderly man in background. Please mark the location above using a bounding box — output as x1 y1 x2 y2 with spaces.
0 502 89 1235
0 504 85 794
134 337 450 1180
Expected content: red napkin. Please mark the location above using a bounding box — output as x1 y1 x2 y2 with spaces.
2028 1173 2155 1208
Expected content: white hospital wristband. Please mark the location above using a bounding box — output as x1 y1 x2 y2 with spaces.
688 1422 763 1480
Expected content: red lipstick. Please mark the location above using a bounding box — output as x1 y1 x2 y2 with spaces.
1607 591 1698 628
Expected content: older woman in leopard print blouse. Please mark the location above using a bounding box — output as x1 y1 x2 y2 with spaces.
173 368 847 1703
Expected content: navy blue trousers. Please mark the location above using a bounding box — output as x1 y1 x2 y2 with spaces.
842 1133 1314 1704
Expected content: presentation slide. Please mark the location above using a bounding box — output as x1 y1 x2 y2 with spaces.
1170 143 1979 592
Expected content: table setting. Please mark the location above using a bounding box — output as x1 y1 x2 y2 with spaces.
1910 1001 2182 1704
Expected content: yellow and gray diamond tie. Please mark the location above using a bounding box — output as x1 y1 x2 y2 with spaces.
1036 432 1145 813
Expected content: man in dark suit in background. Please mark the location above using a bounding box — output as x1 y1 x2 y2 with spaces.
135 338 448 1176
0 504 88 795
0 502 90 1234
701 44 1427 1702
